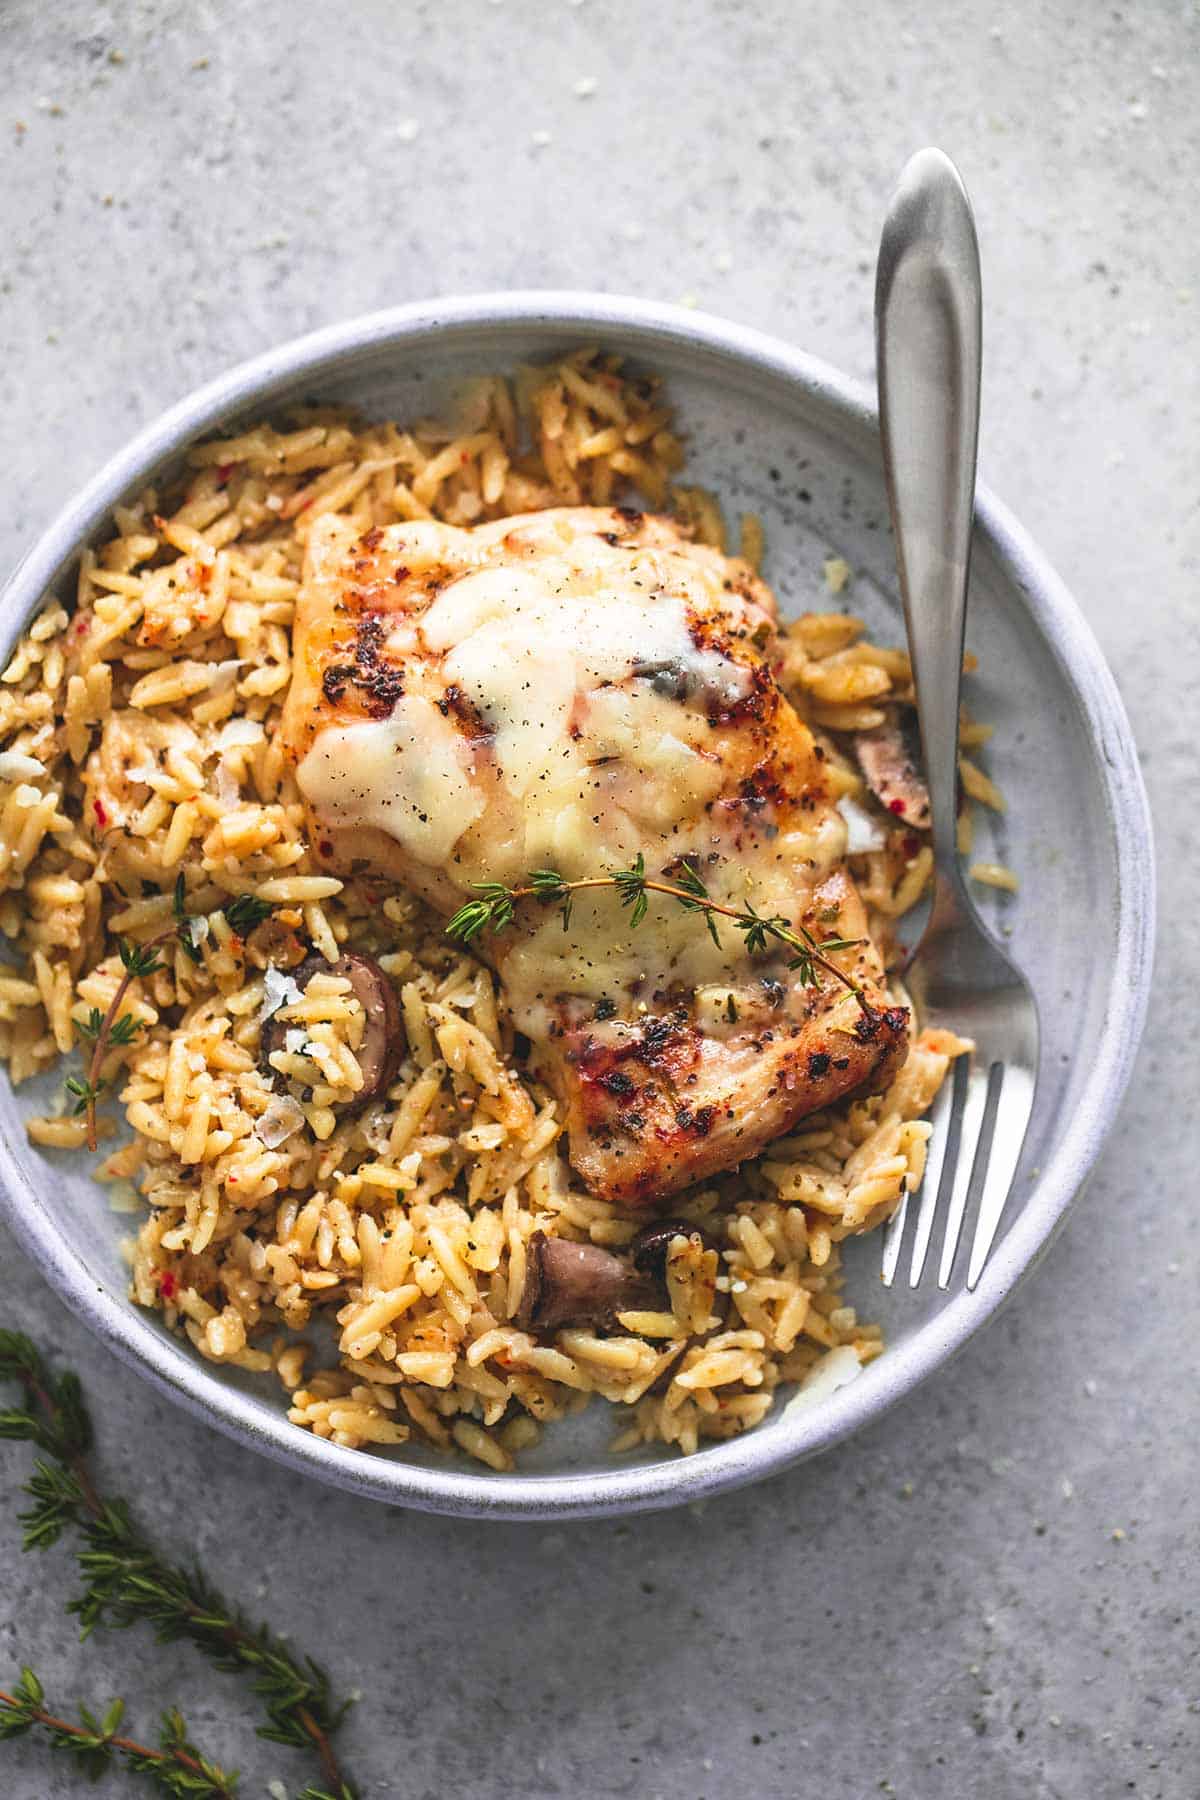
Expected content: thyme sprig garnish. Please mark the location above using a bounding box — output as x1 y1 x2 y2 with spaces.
0 1329 357 1799
0 1670 237 1797
69 932 167 1152
222 892 273 938
446 854 874 1015
67 879 277 1153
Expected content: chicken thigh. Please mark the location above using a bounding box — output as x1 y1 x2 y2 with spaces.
282 505 908 1205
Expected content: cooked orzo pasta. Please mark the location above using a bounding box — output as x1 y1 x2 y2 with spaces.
0 350 988 1468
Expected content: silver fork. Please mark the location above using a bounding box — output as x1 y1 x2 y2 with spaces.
876 148 1040 1291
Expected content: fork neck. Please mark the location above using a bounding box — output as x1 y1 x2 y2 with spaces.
926 853 974 942
927 708 974 905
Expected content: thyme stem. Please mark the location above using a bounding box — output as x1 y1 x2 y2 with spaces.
0 1677 236 1797
297 1705 344 1795
78 927 171 1152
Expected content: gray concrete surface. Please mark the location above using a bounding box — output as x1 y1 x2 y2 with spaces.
0 2 1197 1795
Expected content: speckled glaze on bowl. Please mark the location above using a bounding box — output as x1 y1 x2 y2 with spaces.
0 295 1155 1519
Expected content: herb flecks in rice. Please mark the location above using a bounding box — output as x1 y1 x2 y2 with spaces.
0 352 975 1465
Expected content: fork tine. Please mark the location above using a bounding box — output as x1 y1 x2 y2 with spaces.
879 1078 945 1285
965 1064 1034 1289
905 1065 958 1287
879 1191 909 1287
936 1059 994 1288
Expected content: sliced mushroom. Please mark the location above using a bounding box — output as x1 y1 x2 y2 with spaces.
515 1232 657 1332
260 951 403 1110
854 712 931 829
513 1219 733 1352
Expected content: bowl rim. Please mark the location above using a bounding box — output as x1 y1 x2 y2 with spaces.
0 290 1156 1520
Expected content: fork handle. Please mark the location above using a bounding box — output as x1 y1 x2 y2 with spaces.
875 148 982 890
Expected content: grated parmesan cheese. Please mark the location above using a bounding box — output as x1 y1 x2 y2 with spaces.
261 966 303 1021
255 1095 306 1148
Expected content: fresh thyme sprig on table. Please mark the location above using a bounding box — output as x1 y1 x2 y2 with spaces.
67 879 275 1153
446 854 874 1015
0 1331 357 1800
0 1670 237 1797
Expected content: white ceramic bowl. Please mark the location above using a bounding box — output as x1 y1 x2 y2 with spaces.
0 295 1154 1518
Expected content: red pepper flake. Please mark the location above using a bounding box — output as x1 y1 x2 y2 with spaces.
157 1269 178 1300
888 798 907 816
92 798 109 828
72 612 91 642
215 461 235 486
460 451 470 465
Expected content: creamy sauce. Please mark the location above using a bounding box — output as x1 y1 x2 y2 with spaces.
496 818 847 1036
299 545 755 880
428 568 750 828
297 694 482 867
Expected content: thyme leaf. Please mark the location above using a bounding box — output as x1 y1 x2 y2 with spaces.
63 1075 105 1118
172 872 205 964
445 882 516 944
119 939 164 981
222 893 273 938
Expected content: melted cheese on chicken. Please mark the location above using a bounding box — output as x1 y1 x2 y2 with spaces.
282 506 908 1205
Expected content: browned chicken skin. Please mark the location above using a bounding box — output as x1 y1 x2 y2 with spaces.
281 506 908 1206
